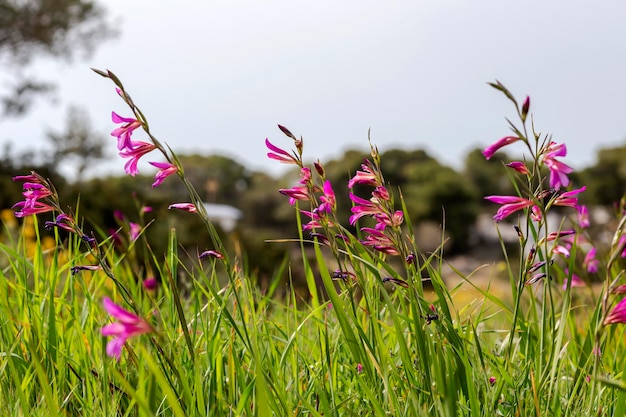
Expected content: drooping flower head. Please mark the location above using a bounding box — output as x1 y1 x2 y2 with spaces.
168 203 197 213
266 138 299 165
119 141 156 176
542 142 573 189
149 161 178 187
482 136 520 160
111 112 142 150
101 297 153 360
484 195 535 222
604 297 626 325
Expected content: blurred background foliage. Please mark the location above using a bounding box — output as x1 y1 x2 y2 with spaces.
2 139 626 284
0 0 625 286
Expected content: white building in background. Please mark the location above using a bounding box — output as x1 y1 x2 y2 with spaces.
202 203 242 232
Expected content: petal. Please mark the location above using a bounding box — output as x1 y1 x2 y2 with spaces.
103 297 142 324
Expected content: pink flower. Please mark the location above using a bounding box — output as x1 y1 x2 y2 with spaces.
168 203 197 212
318 180 336 214
506 161 530 175
143 277 159 291
553 186 586 208
360 227 399 256
349 193 381 225
44 213 75 233
279 185 310 204
482 136 520 160
129 222 141 241
199 250 224 259
266 138 298 164
12 200 55 218
577 205 590 228
542 142 573 189
374 210 404 230
484 195 534 222
348 160 379 188
111 112 142 150
604 297 626 325
562 270 585 290
101 297 152 360
119 141 156 176
583 247 599 273
489 376 497 386
149 161 178 187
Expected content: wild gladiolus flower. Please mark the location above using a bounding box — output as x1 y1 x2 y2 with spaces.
349 193 381 225
168 203 197 212
101 297 153 360
199 250 224 259
583 247 599 273
553 186 586 208
119 141 156 176
266 138 298 164
542 142 573 189
604 297 626 325
562 272 586 290
482 136 520 160
12 200 55 218
318 180 336 214
45 213 75 233
506 161 529 175
577 205 590 228
111 112 142 150
129 222 141 241
360 227 400 256
279 185 310 204
484 195 534 222
348 160 379 188
149 161 178 187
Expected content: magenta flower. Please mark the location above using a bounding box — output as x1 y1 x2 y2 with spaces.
545 229 576 242
119 141 156 176
70 265 102 274
374 210 404 230
143 277 159 291
484 195 535 222
553 186 586 208
583 247 599 273
604 297 626 325
318 180 336 214
542 142 573 189
168 203 197 212
348 160 379 188
199 250 224 259
12 200 55 218
266 138 298 164
530 205 543 222
44 213 75 233
279 185 310 204
482 136 520 160
101 297 152 360
577 205 590 228
562 270 586 290
149 161 178 187
349 193 381 225
506 161 529 175
129 222 141 241
111 112 142 150
360 227 399 256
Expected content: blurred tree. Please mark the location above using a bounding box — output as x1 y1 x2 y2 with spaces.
463 148 516 201
0 0 115 118
579 144 626 206
46 105 106 181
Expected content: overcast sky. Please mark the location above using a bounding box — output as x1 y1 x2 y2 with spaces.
3 0 626 179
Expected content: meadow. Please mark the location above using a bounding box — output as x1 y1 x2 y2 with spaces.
1 71 626 416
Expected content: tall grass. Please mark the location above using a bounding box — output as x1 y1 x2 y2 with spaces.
0 72 625 416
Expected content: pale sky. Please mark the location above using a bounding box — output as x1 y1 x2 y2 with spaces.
3 0 626 179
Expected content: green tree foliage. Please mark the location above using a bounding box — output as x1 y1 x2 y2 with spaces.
463 148 517 201
46 105 107 181
0 0 115 117
579 144 626 205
